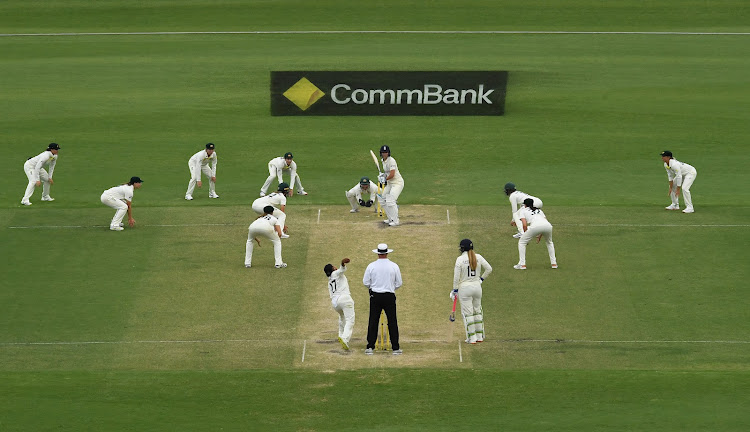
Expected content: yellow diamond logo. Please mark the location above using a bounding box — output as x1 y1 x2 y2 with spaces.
283 77 325 111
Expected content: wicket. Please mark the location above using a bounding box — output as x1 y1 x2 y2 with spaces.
376 181 385 217
376 310 389 350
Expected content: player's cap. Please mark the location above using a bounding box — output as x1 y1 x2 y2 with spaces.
130 176 144 184
504 182 515 191
284 152 293 159
379 145 390 154
524 198 534 208
360 176 370 186
459 238 473 252
277 182 290 191
47 143 61 150
660 150 672 157
372 243 393 254
324 264 334 277
206 143 215 150
263 205 275 214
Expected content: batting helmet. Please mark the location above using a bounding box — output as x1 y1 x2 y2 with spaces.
459 238 473 252
379 145 390 155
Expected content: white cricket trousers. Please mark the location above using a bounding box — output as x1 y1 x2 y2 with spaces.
513 198 543 234
100 193 128 228
251 202 287 228
671 172 697 210
382 180 404 224
517 221 557 267
458 282 484 343
245 224 283 267
22 162 52 202
185 162 216 197
332 294 355 344
260 164 306 194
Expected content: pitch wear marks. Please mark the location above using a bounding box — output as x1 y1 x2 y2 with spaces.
271 71 508 116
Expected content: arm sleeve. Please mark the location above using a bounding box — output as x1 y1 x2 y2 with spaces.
47 156 57 178
362 265 371 288
479 255 493 279
211 154 218 176
32 154 50 181
509 194 518 213
453 260 462 290
672 161 683 186
290 161 297 183
191 154 201 179
394 265 403 289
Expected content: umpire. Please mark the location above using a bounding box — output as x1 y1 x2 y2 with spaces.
363 243 403 355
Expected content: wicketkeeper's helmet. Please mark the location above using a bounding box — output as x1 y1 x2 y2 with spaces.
459 238 473 252
360 176 370 186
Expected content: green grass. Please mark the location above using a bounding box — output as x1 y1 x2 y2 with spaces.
1 1 750 431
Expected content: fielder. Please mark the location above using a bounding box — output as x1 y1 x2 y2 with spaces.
251 182 290 238
260 152 307 197
245 205 286 268
185 143 218 200
379 145 404 227
451 239 493 344
21 143 61 206
661 150 698 213
514 198 558 270
100 176 143 231
324 258 355 350
345 176 380 213
504 182 543 238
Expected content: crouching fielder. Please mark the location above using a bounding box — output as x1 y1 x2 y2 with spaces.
245 205 286 268
345 176 379 213
452 239 492 344
324 258 355 350
100 176 143 231
515 198 557 270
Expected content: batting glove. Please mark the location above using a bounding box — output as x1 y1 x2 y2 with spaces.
449 289 458 300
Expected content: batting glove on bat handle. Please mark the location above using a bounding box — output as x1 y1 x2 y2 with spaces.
449 289 458 300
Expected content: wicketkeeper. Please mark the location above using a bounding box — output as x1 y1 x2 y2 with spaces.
345 176 380 213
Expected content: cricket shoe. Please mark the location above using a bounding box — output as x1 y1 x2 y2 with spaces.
388 221 400 227
21 200 32 206
259 192 266 197
338 337 350 351
512 233 522 238
41 196 55 201
551 264 558 269
245 264 251 268
297 191 308 196
185 195 194 200
383 219 390 224
665 204 679 210
280 233 290 239
110 226 124 231
513 264 526 270
350 209 359 213
209 193 220 199
392 349 403 355
682 208 694 213
365 348 374 355
275 263 288 268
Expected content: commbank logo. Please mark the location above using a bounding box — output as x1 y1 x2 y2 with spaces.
271 71 508 116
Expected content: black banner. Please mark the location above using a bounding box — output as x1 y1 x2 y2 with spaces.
271 71 508 116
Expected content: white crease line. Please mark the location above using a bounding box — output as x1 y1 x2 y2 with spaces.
458 340 463 363
317 209 321 224
2 30 749 37
302 340 307 363
446 209 451 225
3 338 749 347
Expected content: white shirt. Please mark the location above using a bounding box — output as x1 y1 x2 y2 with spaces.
253 192 287 209
664 158 697 186
363 258 402 294
518 207 551 226
382 156 403 184
508 190 539 213
189 150 218 177
348 181 379 200
453 252 493 289
328 264 352 301
103 184 134 202
250 214 280 229
26 150 58 181
269 157 297 180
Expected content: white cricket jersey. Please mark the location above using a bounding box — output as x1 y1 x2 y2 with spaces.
453 252 493 289
508 190 540 213
518 207 550 226
348 181 379 200
363 258 402 293
26 150 58 181
250 214 280 229
103 184 134 202
328 264 352 300
189 150 218 176
381 156 403 184
254 192 287 208
664 159 697 187
270 156 297 178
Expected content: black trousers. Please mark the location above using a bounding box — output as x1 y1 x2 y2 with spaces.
366 290 399 350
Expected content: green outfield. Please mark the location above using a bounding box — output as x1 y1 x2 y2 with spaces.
2 1 750 431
